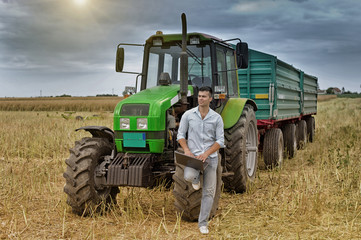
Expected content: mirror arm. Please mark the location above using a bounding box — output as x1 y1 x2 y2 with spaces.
117 43 144 47
135 74 142 93
220 38 242 43
121 71 142 75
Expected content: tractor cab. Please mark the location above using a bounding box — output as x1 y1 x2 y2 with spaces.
117 32 248 108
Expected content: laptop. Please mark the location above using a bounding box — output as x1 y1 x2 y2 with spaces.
174 151 208 171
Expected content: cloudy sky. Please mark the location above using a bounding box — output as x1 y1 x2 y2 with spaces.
1 0 360 97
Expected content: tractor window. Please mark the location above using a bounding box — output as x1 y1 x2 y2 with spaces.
164 54 173 76
216 48 227 93
187 46 212 88
226 50 238 97
147 53 159 88
146 45 212 89
216 46 238 97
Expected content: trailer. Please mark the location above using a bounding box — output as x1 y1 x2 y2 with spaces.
238 49 318 167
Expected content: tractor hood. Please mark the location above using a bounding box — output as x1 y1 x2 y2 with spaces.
114 85 193 131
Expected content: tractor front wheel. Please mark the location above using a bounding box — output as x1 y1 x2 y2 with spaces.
63 137 119 215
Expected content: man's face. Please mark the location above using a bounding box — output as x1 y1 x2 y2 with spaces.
198 91 212 107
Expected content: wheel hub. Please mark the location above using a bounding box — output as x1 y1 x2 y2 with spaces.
246 122 257 177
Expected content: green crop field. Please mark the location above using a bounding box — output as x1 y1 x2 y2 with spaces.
0 98 360 239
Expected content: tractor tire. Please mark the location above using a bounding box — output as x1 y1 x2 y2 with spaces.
173 157 222 222
223 104 258 193
63 137 119 216
263 128 284 168
282 123 297 158
296 120 307 149
306 116 315 142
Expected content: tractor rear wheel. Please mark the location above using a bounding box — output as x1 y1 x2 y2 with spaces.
173 157 222 221
296 120 307 149
63 137 119 215
263 128 284 168
223 104 258 193
306 116 315 142
282 123 297 158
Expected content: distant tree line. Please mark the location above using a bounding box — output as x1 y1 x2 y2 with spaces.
96 94 118 97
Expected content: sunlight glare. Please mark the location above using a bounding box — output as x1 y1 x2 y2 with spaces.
74 0 87 6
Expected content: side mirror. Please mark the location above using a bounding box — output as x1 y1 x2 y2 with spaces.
116 47 124 72
236 42 249 69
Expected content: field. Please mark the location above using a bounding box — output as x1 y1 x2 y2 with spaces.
0 97 360 239
0 97 121 112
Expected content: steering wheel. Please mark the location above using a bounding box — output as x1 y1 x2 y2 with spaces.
188 74 201 87
188 74 199 81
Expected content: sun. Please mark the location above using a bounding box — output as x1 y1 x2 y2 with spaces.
74 0 87 6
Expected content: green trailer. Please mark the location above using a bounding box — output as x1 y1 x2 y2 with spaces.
238 49 318 166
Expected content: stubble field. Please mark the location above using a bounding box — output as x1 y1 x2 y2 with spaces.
0 97 360 239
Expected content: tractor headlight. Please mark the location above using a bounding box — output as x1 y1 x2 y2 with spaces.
137 118 148 130
119 118 130 129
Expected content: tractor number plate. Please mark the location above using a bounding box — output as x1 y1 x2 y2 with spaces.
123 132 146 148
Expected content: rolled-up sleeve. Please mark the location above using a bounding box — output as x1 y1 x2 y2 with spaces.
177 112 188 141
215 116 224 148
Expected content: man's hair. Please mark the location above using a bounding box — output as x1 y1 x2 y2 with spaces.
198 86 213 97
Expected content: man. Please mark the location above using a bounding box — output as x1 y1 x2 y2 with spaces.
177 86 224 234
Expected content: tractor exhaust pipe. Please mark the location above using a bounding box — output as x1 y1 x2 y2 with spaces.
180 13 188 104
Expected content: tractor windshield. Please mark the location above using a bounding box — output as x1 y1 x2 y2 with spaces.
146 44 212 89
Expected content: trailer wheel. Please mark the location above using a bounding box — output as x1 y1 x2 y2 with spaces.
263 128 284 168
223 104 258 193
282 123 297 158
297 120 307 149
306 117 315 142
63 137 119 215
173 156 222 221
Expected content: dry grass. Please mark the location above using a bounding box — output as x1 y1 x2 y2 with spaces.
0 98 360 239
318 94 337 101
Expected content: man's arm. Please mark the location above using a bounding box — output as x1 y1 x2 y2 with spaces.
178 138 195 157
176 111 195 157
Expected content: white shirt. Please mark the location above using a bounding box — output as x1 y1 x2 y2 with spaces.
177 106 224 158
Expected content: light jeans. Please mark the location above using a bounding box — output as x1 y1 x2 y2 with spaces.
183 155 218 227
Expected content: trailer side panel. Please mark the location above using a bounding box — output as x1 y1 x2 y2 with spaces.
238 49 317 121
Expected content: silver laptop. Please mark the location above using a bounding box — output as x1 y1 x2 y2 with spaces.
174 151 208 170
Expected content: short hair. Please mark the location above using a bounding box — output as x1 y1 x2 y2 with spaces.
198 86 213 97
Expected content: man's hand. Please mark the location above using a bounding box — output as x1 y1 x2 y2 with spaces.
196 142 221 162
196 153 209 162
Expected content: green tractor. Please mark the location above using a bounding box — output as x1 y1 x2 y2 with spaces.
63 14 258 220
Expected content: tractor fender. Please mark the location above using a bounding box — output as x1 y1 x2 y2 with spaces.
76 126 115 145
220 98 257 129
